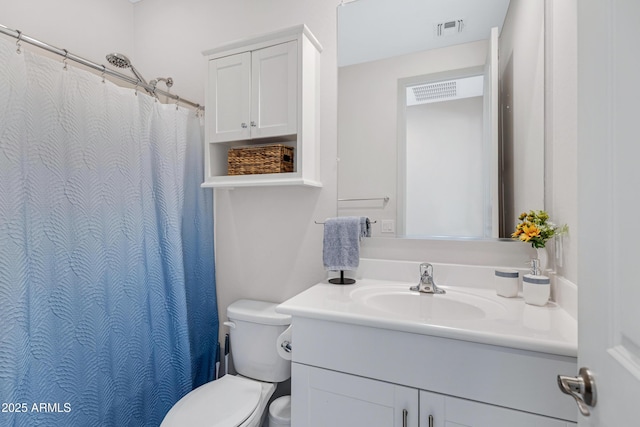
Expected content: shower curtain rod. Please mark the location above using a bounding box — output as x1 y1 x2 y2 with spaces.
0 23 203 112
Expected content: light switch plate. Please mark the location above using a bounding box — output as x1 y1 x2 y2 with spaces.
381 219 395 233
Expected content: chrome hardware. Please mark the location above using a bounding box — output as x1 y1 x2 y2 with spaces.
529 258 541 275
15 30 22 54
241 123 248 128
428 414 434 427
250 121 257 127
402 409 408 427
557 367 597 416
62 49 69 70
281 340 292 353
150 77 173 90
410 262 445 294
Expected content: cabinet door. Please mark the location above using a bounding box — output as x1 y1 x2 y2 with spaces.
419 391 575 427
251 40 298 138
293 363 418 427
208 52 251 142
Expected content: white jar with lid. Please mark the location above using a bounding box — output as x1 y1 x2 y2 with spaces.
494 269 519 298
522 274 550 306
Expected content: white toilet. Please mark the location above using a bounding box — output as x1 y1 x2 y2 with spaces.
161 299 292 427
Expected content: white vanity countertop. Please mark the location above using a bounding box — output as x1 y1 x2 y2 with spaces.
277 278 577 357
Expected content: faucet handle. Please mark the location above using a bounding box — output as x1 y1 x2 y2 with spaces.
420 262 433 279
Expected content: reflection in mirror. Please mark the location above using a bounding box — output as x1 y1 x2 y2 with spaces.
398 69 490 238
337 0 545 240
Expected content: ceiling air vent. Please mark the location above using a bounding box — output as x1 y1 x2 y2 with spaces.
435 19 464 37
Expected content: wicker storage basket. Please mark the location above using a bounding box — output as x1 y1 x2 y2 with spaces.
227 144 294 175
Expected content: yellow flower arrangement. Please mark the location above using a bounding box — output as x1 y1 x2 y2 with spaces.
512 210 566 249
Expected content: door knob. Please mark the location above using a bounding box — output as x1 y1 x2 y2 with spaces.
557 367 597 416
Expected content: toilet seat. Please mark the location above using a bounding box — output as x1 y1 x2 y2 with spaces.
160 375 274 427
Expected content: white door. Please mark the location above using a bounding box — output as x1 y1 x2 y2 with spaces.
251 40 298 139
420 391 572 427
575 0 640 425
208 52 251 142
292 363 418 427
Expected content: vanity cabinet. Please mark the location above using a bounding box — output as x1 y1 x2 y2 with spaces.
294 365 574 427
294 364 418 427
419 391 575 427
289 317 578 427
202 25 322 188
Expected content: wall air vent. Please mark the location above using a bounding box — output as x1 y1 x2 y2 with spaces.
412 81 457 103
435 19 464 37
406 75 484 106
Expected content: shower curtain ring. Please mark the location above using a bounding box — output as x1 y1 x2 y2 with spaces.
134 82 138 96
175 96 180 111
62 49 69 70
16 30 22 54
101 65 106 83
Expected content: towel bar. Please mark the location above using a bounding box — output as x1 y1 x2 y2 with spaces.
338 197 389 203
315 220 377 225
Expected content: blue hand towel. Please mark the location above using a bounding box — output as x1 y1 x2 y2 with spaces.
323 216 368 271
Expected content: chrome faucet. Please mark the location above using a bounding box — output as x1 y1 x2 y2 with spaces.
410 262 445 294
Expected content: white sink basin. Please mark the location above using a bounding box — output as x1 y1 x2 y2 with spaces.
350 284 508 321
277 275 578 357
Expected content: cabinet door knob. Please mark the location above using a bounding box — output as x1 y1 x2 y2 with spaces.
250 121 257 127
241 123 248 128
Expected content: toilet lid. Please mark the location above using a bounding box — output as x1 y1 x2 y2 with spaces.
161 375 262 427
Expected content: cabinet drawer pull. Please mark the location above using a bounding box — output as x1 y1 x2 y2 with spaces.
402 409 408 427
428 414 434 427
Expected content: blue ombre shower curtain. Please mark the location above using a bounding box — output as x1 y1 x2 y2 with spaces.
0 36 217 426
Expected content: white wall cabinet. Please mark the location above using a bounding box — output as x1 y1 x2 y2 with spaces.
208 51 252 142
289 317 578 427
209 41 297 143
202 25 322 188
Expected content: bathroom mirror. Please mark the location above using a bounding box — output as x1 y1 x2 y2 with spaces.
337 0 545 239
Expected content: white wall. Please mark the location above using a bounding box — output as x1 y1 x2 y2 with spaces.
130 0 339 340
1 0 134 67
545 0 578 284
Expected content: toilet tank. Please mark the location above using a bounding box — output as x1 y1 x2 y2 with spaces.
227 299 292 382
